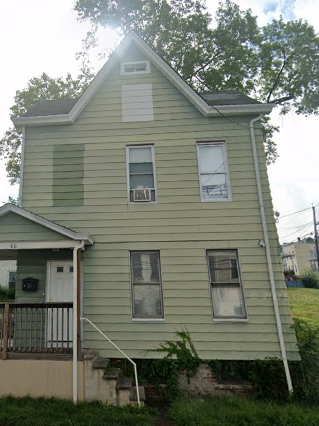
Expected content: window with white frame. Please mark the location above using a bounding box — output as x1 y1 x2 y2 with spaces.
127 145 157 202
121 61 151 75
130 251 164 319
207 250 247 319
197 142 231 201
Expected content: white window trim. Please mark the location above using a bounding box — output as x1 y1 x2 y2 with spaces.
196 141 233 202
206 249 248 322
129 250 165 321
121 60 151 76
126 144 158 204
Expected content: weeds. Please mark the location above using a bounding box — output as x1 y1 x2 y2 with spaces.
0 396 154 426
169 396 319 426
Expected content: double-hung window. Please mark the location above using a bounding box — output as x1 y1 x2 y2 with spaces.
207 250 247 320
127 145 157 202
197 142 231 201
130 251 164 319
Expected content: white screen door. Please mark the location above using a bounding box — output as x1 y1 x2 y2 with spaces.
46 261 73 348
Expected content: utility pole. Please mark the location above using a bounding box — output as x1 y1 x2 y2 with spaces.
312 205 319 271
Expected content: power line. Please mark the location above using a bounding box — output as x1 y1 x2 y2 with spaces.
278 223 312 231
279 204 312 228
280 204 317 219
281 222 313 240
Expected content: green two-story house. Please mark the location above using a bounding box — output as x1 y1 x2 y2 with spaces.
0 31 297 400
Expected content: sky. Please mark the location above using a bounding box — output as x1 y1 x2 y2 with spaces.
0 0 318 243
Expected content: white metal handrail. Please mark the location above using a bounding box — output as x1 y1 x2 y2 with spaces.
81 317 141 407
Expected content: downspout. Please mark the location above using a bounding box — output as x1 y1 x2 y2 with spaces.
250 115 293 394
73 240 85 403
18 126 26 208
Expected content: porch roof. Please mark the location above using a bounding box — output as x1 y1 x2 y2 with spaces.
0 204 94 252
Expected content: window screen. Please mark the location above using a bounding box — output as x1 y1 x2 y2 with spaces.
197 143 231 201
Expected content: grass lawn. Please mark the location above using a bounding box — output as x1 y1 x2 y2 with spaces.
169 396 319 426
0 397 154 426
287 288 319 327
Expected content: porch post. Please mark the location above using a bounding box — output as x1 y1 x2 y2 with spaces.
2 303 10 360
77 249 82 354
73 240 85 404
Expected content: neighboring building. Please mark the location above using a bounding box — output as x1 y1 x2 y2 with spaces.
0 31 298 400
0 260 17 288
282 242 318 275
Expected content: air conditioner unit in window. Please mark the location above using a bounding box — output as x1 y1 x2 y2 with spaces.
133 188 151 202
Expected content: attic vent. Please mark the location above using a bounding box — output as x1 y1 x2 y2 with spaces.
121 60 150 75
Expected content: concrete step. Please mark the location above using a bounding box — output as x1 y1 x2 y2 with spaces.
103 367 121 380
92 358 109 370
83 349 98 361
117 377 133 390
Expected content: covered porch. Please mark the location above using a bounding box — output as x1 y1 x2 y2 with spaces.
0 203 93 360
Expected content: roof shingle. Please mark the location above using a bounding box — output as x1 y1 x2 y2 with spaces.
21 99 78 117
20 91 261 118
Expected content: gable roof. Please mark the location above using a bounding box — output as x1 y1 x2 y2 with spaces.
18 91 262 118
201 91 261 106
21 99 78 117
0 204 94 244
12 31 274 128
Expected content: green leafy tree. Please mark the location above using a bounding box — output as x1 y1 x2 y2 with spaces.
2 1 319 183
74 0 319 160
0 72 92 184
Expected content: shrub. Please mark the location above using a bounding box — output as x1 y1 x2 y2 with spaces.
292 319 319 403
294 318 319 352
300 269 319 289
0 285 15 301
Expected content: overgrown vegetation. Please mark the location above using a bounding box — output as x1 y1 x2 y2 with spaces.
168 395 319 426
299 269 319 289
0 396 154 426
0 285 15 302
207 358 299 401
118 323 319 403
288 288 319 327
120 329 201 398
293 318 319 403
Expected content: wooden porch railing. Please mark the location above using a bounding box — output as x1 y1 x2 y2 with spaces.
0 302 73 359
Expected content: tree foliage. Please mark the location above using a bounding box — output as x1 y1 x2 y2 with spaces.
0 72 92 184
74 0 319 161
2 1 319 183
74 0 319 116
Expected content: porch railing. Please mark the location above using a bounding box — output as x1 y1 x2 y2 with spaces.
0 302 73 358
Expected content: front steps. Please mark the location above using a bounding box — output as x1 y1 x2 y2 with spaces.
83 350 145 406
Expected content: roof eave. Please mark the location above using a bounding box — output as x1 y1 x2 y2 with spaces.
12 113 73 128
206 103 274 116
0 204 94 245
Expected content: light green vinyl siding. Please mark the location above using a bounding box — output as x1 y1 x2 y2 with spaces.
53 144 84 206
0 212 72 242
20 44 298 360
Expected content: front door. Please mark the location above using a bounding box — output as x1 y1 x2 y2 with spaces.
46 261 73 348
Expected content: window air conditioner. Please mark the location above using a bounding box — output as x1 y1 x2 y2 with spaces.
133 188 151 202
